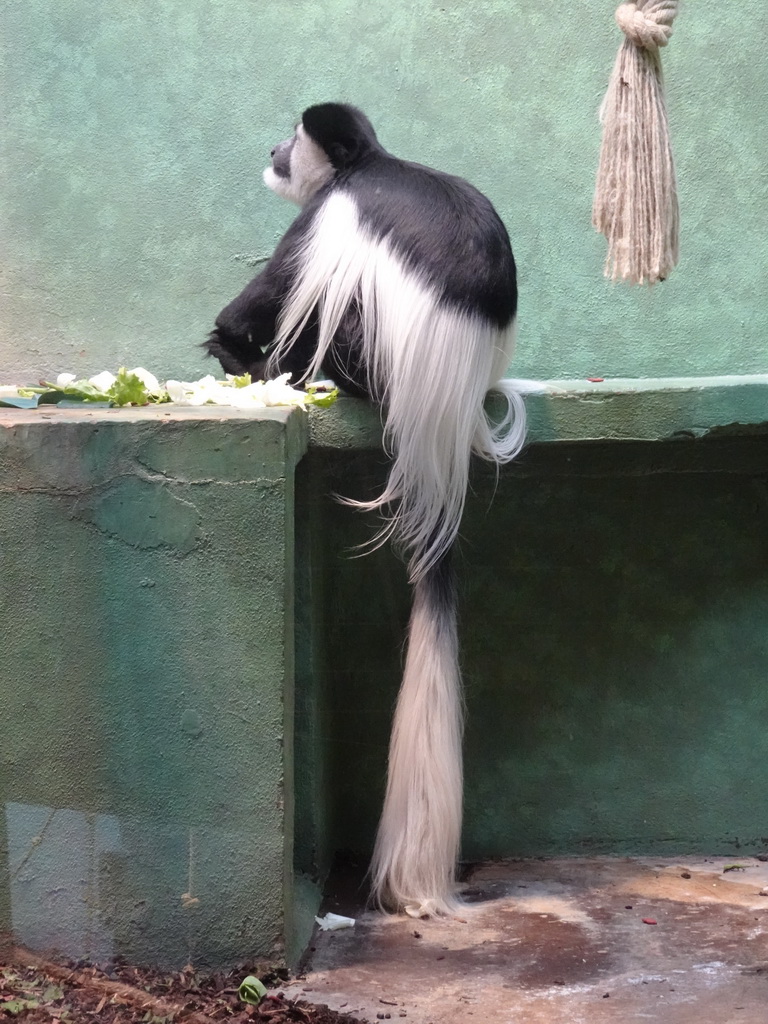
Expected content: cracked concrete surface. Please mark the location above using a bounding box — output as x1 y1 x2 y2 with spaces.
0 404 306 963
286 858 768 1023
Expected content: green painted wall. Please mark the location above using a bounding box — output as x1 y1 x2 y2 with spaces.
2 399 768 968
0 406 311 967
2 0 768 967
307 436 768 862
1 1 767 384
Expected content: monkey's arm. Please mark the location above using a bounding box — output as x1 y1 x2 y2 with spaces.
206 267 282 377
205 215 319 381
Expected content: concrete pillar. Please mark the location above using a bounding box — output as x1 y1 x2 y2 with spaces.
0 405 308 967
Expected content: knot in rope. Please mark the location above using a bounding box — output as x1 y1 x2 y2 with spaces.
615 0 678 50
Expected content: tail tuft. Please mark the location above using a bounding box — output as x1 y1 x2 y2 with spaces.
370 556 464 917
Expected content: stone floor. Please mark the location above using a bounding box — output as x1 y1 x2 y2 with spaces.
284 857 768 1024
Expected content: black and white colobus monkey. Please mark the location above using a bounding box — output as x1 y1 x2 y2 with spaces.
207 103 526 917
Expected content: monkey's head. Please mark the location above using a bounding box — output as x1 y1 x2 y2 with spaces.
263 103 380 206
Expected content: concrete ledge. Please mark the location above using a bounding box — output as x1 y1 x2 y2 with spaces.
3 374 766 453
308 375 768 450
0 404 309 476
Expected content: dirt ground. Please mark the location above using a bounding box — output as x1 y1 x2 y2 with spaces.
0 952 364 1024
285 856 768 1024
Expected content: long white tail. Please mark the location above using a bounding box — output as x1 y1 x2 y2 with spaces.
268 189 527 913
369 555 464 916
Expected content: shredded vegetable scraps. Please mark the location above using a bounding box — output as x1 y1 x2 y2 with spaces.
1 368 339 410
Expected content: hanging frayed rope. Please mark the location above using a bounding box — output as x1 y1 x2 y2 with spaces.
593 0 681 285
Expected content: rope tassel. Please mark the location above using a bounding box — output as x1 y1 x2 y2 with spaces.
593 0 681 285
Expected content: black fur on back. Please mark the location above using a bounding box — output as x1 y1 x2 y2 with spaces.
205 102 516 388
344 154 516 328
302 104 516 328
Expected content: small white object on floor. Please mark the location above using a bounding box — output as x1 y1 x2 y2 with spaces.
315 912 356 931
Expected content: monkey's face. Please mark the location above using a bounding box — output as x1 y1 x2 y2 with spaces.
263 123 334 206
